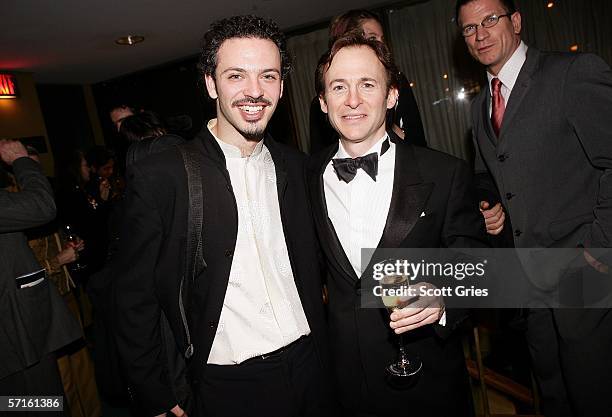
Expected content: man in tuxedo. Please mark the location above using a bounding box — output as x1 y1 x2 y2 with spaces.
114 15 333 417
309 34 487 416
457 0 612 415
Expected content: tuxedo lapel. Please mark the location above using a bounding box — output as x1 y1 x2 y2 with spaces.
500 48 539 138
377 134 433 249
308 145 359 283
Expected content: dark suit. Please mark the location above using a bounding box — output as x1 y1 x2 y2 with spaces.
471 47 612 416
114 128 332 416
308 133 488 416
0 157 81 401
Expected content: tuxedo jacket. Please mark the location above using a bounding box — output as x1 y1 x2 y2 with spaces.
472 47 612 249
113 127 331 416
0 158 81 381
308 132 488 415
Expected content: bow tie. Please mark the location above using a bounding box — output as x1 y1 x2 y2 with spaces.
332 139 390 183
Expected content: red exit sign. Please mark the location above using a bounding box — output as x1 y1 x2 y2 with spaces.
0 73 18 98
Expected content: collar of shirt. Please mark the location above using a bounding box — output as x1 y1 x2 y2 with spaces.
487 41 528 95
207 118 265 160
335 133 391 160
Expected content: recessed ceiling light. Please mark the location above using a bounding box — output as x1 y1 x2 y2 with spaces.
115 35 145 46
570 44 579 52
547 2 554 8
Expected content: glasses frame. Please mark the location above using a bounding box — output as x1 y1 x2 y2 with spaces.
461 13 513 38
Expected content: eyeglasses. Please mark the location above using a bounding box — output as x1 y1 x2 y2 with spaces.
460 14 512 37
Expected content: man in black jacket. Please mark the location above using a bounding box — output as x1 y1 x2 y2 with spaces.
114 15 333 417
308 34 487 416
0 140 81 411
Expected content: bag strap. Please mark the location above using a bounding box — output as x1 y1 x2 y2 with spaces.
177 141 206 359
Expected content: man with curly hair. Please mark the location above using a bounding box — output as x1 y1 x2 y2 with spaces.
113 15 334 417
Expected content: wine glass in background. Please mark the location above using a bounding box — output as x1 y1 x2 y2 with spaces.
62 224 87 271
380 274 423 379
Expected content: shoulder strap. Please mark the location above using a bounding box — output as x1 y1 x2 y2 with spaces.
177 141 206 359
179 140 206 277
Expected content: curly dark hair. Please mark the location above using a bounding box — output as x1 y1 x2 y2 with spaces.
198 15 292 83
315 33 399 98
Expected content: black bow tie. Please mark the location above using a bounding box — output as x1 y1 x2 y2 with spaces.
332 139 390 183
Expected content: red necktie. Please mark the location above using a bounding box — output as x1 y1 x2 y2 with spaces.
491 78 505 136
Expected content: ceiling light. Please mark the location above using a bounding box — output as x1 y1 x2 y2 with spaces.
409 82 415 87
570 44 579 52
547 2 554 8
115 35 145 46
443 73 448 79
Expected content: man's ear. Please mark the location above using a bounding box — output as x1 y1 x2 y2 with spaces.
386 86 399 110
511 11 522 35
205 74 218 99
319 94 329 114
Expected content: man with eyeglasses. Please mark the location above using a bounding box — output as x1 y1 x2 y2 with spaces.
456 0 612 416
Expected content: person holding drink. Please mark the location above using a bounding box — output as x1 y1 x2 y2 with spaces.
308 33 488 416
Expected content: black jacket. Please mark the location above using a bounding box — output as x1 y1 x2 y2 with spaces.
308 132 488 415
114 128 331 415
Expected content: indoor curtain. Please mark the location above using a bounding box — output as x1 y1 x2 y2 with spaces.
286 28 329 153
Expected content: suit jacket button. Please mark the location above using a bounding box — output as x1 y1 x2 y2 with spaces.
514 229 522 237
506 192 515 200
208 321 217 328
355 288 362 296
497 154 507 162
224 249 233 258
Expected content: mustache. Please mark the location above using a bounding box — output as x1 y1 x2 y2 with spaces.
232 97 272 107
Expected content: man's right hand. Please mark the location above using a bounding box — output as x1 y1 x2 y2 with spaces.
154 404 187 417
480 201 505 235
0 140 28 165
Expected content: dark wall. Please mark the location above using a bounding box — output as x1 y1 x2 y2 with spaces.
37 84 96 174
92 56 297 154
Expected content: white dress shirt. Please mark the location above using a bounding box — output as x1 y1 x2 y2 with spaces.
323 135 395 277
206 119 310 365
488 41 528 116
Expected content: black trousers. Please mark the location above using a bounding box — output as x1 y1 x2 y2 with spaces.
527 308 612 417
194 336 336 417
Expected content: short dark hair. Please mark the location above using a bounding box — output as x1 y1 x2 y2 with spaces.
119 111 166 142
329 9 383 45
455 0 517 24
198 15 291 82
315 33 399 98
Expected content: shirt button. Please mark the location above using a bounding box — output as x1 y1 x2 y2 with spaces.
224 249 233 258
514 229 522 237
506 192 515 200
